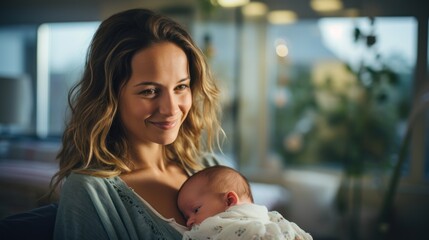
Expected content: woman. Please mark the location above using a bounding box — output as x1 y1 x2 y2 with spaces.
50 8 223 239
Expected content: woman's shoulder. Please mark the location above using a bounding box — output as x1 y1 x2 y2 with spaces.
61 172 119 195
65 172 109 185
58 172 126 212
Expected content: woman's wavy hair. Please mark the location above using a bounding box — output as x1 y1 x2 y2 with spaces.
50 8 222 192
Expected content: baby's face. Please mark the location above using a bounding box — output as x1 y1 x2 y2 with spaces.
177 177 228 228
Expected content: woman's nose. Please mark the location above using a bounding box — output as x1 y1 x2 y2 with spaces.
159 92 179 116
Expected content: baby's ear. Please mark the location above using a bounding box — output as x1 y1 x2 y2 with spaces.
225 191 239 206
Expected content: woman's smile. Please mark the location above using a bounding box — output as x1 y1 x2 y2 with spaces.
148 119 179 130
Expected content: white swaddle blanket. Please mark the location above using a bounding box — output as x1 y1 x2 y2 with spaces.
182 203 312 240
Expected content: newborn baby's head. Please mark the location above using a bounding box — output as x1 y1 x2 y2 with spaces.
177 165 253 228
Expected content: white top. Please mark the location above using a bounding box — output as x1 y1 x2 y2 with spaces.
183 203 313 240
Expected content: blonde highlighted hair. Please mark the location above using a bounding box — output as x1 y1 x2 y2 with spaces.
50 8 222 192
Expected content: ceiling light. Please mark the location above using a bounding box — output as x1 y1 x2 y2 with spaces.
276 43 289 57
242 2 268 17
311 0 343 12
217 0 250 8
267 10 297 24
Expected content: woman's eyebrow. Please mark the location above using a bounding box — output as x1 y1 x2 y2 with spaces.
133 77 190 87
178 77 191 83
133 82 158 87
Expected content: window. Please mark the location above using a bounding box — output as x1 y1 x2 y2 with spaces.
0 26 37 135
266 17 416 175
36 22 99 138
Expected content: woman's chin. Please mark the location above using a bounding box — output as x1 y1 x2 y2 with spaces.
156 135 179 146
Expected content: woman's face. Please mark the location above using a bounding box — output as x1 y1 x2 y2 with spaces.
119 42 192 146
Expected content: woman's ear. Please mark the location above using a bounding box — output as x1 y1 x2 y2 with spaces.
225 191 239 206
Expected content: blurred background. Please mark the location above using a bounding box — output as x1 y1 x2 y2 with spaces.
0 0 428 239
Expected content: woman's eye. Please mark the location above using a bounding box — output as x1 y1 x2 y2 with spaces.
176 84 189 91
139 88 158 97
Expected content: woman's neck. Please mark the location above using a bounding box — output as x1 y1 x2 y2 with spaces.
128 142 167 171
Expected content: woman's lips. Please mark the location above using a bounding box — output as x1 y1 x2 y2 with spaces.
150 120 178 130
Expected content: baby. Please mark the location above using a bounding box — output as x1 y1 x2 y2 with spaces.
177 165 313 240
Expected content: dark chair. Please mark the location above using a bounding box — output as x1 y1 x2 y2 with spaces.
0 203 58 240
